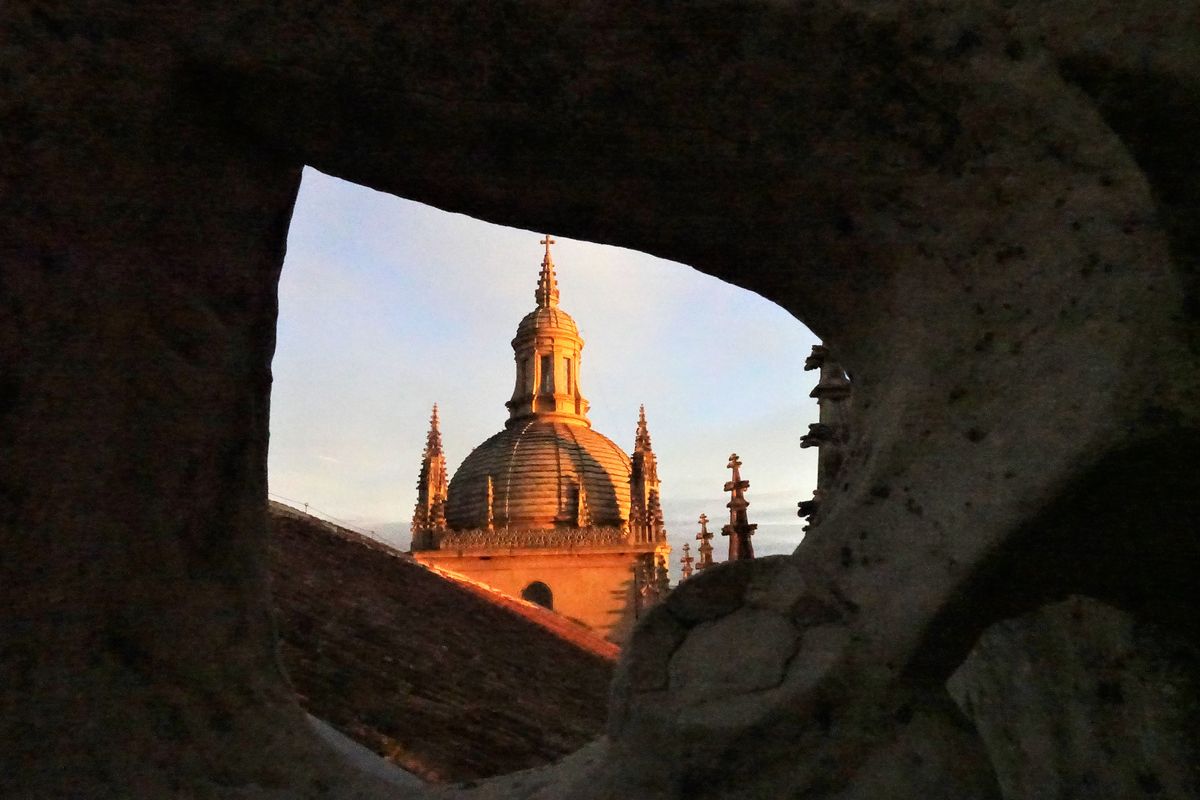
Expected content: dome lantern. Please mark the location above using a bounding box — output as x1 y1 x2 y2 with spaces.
505 236 591 427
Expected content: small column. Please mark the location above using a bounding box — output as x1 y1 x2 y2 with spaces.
680 543 695 580
721 453 757 561
695 514 715 570
484 475 495 532
576 479 592 528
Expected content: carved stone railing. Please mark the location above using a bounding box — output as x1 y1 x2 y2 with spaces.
424 525 630 551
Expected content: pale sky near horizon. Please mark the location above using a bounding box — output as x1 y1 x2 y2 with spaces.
268 167 821 567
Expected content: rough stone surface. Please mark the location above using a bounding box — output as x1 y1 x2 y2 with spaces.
950 598 1200 800
668 608 798 698
3 1 1199 798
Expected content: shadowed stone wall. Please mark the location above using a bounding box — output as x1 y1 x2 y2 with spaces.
950 598 1200 800
3 2 1198 798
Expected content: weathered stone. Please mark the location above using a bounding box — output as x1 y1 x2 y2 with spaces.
950 598 1200 800
662 558 759 625
4 1 1200 797
742 555 808 614
619 605 688 695
669 608 798 699
821 689 1002 800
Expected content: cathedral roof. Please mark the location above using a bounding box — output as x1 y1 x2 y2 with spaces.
445 420 632 531
513 305 580 341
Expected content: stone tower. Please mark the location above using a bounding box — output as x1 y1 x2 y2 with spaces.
411 237 671 642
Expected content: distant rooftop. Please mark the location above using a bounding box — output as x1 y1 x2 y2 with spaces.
268 501 614 783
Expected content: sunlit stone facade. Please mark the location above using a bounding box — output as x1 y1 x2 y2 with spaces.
411 237 670 643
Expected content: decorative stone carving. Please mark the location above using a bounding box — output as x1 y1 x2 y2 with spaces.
431 526 629 551
411 404 448 551
721 454 757 561
695 513 716 571
799 344 853 530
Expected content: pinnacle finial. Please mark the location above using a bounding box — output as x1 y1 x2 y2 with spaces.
722 453 756 561
425 403 443 454
634 404 653 451
680 542 695 580
695 514 715 570
536 235 559 308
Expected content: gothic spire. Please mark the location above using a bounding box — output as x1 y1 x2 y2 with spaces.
721 453 757 561
634 404 652 452
412 404 449 550
629 405 666 543
535 234 559 308
425 403 443 456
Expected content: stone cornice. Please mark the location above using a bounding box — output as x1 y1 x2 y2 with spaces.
427 525 632 551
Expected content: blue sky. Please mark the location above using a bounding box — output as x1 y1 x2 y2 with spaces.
269 168 821 565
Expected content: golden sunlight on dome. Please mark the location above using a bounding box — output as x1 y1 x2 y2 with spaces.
445 421 631 530
411 236 670 643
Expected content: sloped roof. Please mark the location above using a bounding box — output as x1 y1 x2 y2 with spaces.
267 502 615 783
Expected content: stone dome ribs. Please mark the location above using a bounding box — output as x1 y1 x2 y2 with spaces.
445 421 631 531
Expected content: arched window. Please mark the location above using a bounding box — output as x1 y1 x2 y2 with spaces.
521 581 553 609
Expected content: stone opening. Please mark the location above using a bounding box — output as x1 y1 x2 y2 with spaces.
266 168 822 781
11 5 1199 796
522 581 554 609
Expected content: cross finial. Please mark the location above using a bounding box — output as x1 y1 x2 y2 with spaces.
535 235 560 308
695 513 715 570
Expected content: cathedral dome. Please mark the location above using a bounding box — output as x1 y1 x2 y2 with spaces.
514 306 579 341
445 420 632 530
